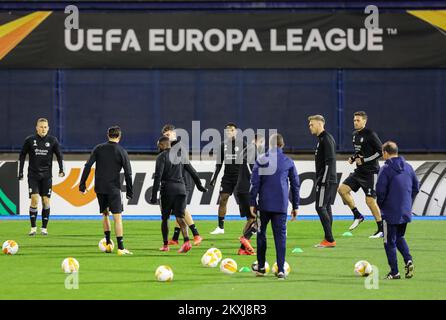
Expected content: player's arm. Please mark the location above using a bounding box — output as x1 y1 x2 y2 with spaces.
410 165 420 201
375 167 389 208
184 163 207 192
79 147 97 192
362 132 383 164
53 138 65 177
246 144 256 174
348 133 356 164
18 138 30 180
288 161 300 220
210 143 224 186
249 161 261 214
320 136 336 186
288 162 300 210
121 148 133 199
150 153 165 204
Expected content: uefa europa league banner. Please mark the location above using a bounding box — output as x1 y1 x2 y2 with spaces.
1 10 446 68
16 160 446 217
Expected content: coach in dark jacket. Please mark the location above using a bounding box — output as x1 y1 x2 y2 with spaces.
250 133 300 280
376 141 419 280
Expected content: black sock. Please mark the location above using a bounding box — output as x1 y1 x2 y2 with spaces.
104 231 111 245
29 207 38 228
189 224 199 237
377 220 383 232
42 208 50 228
351 207 362 219
172 227 181 241
164 240 168 246
240 244 245 250
184 237 190 243
218 217 225 229
117 236 124 250
161 219 169 244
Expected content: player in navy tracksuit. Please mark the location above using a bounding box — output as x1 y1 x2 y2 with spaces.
376 141 419 280
249 134 300 280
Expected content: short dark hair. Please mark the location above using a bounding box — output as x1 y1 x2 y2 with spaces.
225 122 237 129
354 111 368 120
107 126 121 139
157 136 170 145
270 133 284 148
161 124 175 135
382 141 398 155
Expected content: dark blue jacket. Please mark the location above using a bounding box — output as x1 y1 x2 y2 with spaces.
249 148 300 214
376 156 420 224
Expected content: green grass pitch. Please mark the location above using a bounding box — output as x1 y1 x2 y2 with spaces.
0 219 445 300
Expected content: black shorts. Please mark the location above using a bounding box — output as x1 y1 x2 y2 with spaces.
235 193 250 218
236 178 251 195
28 177 52 198
186 187 193 204
97 192 123 214
315 183 337 208
161 194 186 218
343 171 378 198
220 176 239 195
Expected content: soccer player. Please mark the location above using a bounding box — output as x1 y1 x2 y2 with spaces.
18 118 65 236
161 124 203 246
150 136 207 253
338 111 384 238
209 123 245 235
250 134 300 280
308 115 337 248
79 126 133 256
376 141 419 279
236 133 265 255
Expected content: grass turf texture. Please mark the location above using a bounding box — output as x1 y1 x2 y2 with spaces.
0 219 445 300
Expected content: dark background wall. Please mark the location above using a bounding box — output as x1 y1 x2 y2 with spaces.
1 1 445 153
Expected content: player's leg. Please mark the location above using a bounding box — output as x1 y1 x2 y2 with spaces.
395 223 414 278
39 178 52 235
239 215 257 255
366 196 383 238
338 175 364 230
176 195 192 253
28 177 40 235
170 188 201 245
29 194 39 236
315 185 336 247
237 193 256 254
326 184 337 228
383 221 400 279
160 194 172 251
185 208 202 245
364 174 383 238
110 193 132 255
97 194 112 246
169 219 181 246
210 191 230 234
102 209 112 245
254 211 270 276
161 214 170 251
270 213 287 278
326 203 333 228
41 196 51 235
